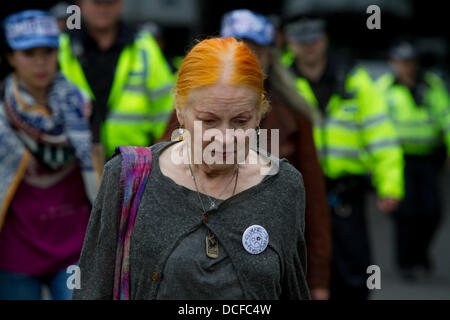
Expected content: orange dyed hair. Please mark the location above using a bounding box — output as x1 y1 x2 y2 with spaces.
175 37 269 115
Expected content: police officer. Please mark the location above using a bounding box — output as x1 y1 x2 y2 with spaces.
377 40 450 281
58 0 174 171
284 17 405 299
220 9 332 300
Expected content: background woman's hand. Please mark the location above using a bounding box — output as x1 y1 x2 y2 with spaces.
377 197 400 213
310 287 329 300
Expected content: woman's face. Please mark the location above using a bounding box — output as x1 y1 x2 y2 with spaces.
7 47 58 91
177 83 261 172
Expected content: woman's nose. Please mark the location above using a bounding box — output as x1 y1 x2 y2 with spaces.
204 127 234 151
215 127 236 145
34 54 48 65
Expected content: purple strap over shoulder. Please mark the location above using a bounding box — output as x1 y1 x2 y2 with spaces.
112 145 152 300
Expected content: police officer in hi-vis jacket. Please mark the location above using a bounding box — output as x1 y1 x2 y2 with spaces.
58 0 174 172
284 16 405 299
377 40 450 281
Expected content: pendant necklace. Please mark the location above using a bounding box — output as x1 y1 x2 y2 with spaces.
186 144 239 259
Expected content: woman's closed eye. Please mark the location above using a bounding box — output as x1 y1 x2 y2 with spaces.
201 119 216 125
234 119 249 126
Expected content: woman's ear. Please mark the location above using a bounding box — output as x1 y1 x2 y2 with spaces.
256 99 265 127
175 107 185 127
256 109 262 126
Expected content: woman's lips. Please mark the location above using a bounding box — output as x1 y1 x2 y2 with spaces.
212 151 234 159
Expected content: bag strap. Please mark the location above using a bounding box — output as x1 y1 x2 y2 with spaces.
112 145 152 300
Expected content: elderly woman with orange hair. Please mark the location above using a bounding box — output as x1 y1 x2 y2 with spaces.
73 37 310 300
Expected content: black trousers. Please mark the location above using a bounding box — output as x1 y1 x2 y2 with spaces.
393 155 443 270
327 176 371 300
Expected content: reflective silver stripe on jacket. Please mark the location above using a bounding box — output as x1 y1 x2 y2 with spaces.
365 139 399 152
107 111 172 122
362 114 389 127
318 147 360 159
316 114 390 130
325 119 360 130
123 83 173 100
393 119 436 127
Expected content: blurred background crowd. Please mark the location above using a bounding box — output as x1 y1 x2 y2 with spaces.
0 0 448 300
1 0 449 81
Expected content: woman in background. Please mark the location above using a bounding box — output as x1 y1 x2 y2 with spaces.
0 10 98 300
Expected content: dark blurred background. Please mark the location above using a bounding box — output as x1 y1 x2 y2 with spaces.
1 0 448 75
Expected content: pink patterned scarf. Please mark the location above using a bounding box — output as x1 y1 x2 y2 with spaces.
112 146 152 300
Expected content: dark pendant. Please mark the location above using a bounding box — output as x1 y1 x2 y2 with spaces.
206 233 219 259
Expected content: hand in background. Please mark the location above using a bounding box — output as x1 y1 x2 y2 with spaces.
310 287 329 300
82 99 93 120
377 197 400 213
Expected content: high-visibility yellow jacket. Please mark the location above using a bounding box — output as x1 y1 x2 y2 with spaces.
58 30 174 158
294 66 404 199
376 72 450 156
280 48 295 68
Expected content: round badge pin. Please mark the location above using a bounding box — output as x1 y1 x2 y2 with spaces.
242 225 269 255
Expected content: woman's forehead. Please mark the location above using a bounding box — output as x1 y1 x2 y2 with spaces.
187 84 258 113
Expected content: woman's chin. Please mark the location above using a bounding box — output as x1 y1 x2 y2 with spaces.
203 162 237 172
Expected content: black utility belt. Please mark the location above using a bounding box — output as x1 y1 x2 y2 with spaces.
325 175 370 194
326 175 370 215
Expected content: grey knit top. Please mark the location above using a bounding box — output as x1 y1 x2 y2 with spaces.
72 141 310 300
156 224 245 299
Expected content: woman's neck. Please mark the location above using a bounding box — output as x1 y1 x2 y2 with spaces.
191 163 239 180
24 84 48 106
14 74 48 106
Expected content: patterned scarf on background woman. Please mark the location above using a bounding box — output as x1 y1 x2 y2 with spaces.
0 73 98 206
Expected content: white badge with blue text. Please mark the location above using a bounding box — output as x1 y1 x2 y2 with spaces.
242 225 269 255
